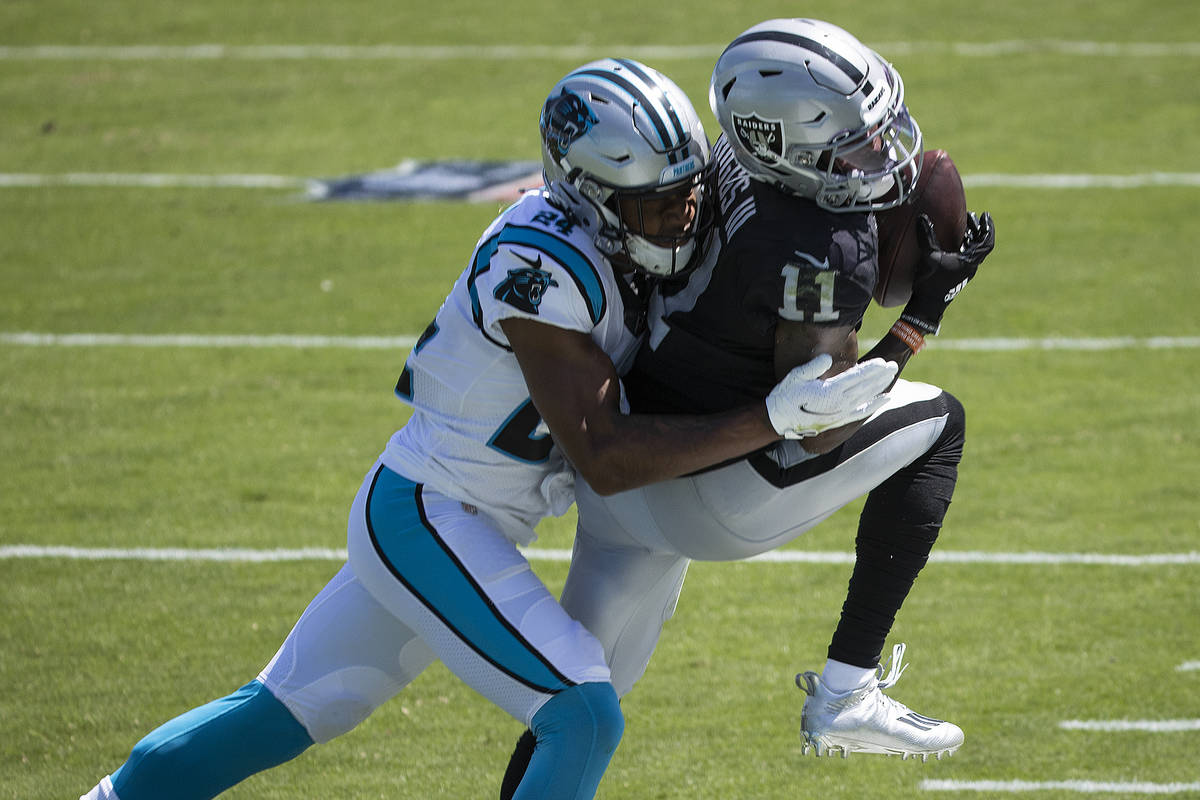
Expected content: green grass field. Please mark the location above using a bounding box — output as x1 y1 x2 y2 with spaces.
2 1 1199 798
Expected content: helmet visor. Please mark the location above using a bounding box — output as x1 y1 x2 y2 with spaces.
616 181 698 244
831 107 919 178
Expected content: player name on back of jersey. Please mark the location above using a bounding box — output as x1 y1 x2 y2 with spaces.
714 137 756 240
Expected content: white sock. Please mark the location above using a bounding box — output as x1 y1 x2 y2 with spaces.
80 775 120 800
821 658 876 693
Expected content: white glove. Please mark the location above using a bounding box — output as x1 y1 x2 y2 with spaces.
765 354 898 439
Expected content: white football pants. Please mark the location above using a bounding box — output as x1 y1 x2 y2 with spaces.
562 379 951 696
259 461 611 742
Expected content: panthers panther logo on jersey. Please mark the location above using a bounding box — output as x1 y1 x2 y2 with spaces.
541 88 599 162
494 257 560 315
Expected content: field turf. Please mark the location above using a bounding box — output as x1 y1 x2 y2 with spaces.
2 1 1198 798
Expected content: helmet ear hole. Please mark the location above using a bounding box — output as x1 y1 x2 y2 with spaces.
577 178 606 203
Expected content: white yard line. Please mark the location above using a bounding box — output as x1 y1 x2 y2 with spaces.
0 332 421 349
0 545 349 563
2 332 1198 353
5 172 1200 190
2 545 1198 566
0 44 719 61
1060 720 1200 732
0 173 311 189
926 337 1200 351
963 173 1200 189
1 41 1199 61
1178 661 1200 672
923 780 1200 795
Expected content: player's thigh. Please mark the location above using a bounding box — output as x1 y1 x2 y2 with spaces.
578 381 952 560
347 464 610 726
559 522 689 697
258 560 435 743
697 380 953 548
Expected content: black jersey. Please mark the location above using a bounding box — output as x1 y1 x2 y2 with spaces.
626 134 878 415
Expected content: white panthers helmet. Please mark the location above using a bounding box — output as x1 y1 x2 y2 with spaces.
710 18 922 212
540 58 714 277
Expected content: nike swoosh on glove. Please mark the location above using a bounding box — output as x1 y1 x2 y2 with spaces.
765 354 898 440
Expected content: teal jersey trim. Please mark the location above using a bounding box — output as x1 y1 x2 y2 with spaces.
467 224 606 342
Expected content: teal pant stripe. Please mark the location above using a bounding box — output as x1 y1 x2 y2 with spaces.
111 680 313 800
365 466 571 693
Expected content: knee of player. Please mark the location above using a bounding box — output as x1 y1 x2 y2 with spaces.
295 694 376 743
277 671 405 744
940 390 966 442
532 682 625 754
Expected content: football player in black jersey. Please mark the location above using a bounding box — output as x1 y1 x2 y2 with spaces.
500 18 995 794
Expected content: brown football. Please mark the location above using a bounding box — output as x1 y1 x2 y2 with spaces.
873 149 968 307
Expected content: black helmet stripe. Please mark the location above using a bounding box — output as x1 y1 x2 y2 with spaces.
724 31 865 86
573 65 685 163
613 58 689 142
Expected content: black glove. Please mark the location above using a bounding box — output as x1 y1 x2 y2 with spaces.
901 211 995 335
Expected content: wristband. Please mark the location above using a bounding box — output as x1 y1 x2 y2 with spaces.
889 319 926 354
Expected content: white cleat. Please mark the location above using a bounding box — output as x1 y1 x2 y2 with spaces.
796 643 963 761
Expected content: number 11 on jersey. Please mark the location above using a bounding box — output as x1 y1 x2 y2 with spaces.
779 257 840 323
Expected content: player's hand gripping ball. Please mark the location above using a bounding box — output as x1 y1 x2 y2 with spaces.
873 149 968 307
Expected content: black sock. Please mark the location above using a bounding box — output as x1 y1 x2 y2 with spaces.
499 728 537 800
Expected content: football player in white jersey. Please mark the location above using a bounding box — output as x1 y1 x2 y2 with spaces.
81 58 898 800
500 20 997 789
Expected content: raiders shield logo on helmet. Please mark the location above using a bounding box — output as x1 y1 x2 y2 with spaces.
732 113 784 163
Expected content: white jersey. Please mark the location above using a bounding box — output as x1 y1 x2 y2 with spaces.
382 189 642 545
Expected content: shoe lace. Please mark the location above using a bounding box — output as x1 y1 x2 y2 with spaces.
798 643 914 714
875 642 909 690
864 643 913 716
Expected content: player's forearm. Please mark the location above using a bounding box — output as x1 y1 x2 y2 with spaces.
860 323 918 380
580 351 898 491
574 404 779 496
